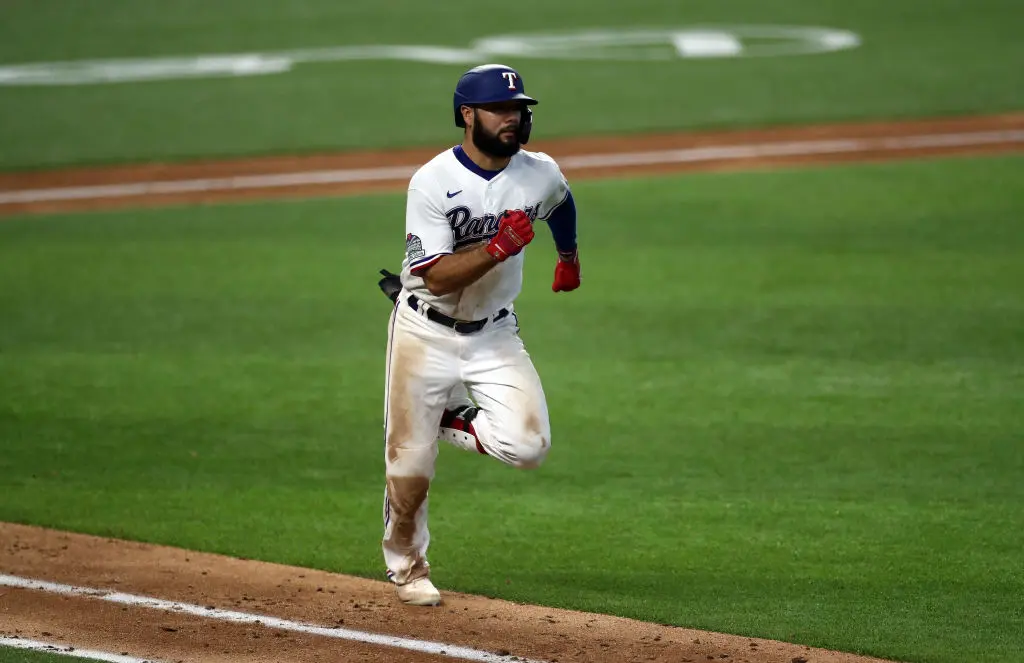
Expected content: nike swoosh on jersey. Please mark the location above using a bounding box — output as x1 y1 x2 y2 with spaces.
446 190 463 199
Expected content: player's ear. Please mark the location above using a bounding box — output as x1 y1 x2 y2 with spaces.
461 105 475 128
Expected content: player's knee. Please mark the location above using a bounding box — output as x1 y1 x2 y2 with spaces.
510 431 550 469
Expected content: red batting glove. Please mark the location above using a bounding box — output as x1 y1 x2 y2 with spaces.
552 248 581 292
486 210 534 262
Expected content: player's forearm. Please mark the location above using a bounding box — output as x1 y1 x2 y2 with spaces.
545 190 577 254
421 245 498 296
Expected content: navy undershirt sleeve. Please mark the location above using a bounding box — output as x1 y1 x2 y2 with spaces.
545 190 577 253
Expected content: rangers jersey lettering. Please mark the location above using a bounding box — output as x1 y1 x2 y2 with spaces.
400 145 571 321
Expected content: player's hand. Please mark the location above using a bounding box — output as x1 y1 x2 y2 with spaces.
486 210 534 262
552 248 581 292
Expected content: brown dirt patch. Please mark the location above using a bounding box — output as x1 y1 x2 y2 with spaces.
0 523 895 663
0 113 1021 217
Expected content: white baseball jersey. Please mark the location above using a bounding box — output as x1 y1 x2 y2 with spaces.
400 145 571 321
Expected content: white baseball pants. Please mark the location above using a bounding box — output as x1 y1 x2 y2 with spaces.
381 296 551 585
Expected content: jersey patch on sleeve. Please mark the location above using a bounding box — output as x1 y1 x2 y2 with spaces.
406 233 425 260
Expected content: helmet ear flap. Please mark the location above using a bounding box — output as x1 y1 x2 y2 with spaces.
518 107 533 145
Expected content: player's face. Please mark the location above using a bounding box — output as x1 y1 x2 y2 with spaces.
469 102 524 158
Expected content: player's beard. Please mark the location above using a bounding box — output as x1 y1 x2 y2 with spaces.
472 112 521 158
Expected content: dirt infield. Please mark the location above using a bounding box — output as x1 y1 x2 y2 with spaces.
1 523 897 663
0 113 1022 217
2 115 1022 661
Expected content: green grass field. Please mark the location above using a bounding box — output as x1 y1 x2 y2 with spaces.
2 155 1022 663
1 0 1022 169
0 648 76 663
2 1 1023 661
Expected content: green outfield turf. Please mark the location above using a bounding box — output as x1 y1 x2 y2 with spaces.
0 0 1022 169
0 649 75 663
1 155 1022 662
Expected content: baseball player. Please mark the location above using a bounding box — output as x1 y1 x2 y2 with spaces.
376 64 581 606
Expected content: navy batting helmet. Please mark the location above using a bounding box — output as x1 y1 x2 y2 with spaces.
453 63 537 144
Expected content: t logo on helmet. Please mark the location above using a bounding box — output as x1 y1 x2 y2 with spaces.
501 72 518 90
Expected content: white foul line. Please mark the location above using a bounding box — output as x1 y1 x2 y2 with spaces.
0 636 163 663
557 129 1024 169
0 129 1021 207
0 164 420 205
0 574 545 663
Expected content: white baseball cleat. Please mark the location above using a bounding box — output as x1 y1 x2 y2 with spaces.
396 578 442 606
